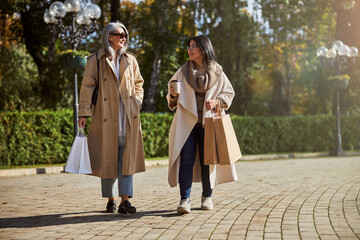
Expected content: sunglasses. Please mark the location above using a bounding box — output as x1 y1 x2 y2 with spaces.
110 32 127 39
187 44 198 50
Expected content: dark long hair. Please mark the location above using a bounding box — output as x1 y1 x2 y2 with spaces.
188 35 217 65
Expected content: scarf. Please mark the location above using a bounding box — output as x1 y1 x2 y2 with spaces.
181 60 223 93
111 54 127 146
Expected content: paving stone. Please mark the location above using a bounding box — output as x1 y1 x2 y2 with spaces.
0 156 359 239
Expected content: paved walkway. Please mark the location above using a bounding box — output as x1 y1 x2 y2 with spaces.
0 156 359 240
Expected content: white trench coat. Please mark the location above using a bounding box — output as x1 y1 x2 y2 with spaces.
166 67 238 189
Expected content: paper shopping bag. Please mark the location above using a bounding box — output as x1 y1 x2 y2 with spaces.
214 114 242 165
65 128 92 174
204 117 220 165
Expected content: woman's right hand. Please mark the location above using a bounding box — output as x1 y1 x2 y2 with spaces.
78 117 87 128
169 85 179 97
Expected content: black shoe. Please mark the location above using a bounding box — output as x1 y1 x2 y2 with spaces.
118 200 136 214
106 200 117 213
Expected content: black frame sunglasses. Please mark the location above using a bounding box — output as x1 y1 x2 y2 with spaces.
110 32 127 39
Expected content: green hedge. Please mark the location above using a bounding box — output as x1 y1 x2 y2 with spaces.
0 110 73 167
1 110 360 167
232 115 360 153
141 113 173 158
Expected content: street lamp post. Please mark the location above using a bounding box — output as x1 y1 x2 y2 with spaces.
44 0 101 137
316 40 358 156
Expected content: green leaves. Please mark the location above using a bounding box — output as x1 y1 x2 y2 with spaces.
0 45 39 111
0 110 73 167
141 113 173 157
0 110 173 167
1 110 360 167
232 114 345 154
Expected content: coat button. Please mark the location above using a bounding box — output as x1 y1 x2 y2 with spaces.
134 116 137 119
129 96 132 99
104 98 107 101
104 78 107 81
104 118 107 122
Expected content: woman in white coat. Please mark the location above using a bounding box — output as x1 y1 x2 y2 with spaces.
167 35 238 214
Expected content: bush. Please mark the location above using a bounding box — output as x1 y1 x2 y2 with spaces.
141 113 173 158
0 110 173 167
232 115 335 154
1 110 360 167
0 110 73 167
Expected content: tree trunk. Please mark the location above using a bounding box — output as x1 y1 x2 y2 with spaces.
111 0 121 22
142 0 168 112
20 11 46 74
98 0 106 31
269 70 288 116
283 52 291 116
20 3 58 109
142 50 161 112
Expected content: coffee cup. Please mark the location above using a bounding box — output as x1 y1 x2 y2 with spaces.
170 80 181 94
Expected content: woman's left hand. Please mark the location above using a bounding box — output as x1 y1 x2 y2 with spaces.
205 99 216 110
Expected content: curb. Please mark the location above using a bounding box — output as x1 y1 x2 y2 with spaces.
0 166 65 177
241 151 360 161
1 152 359 177
0 161 167 178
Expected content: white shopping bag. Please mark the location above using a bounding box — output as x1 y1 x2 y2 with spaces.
65 128 92 174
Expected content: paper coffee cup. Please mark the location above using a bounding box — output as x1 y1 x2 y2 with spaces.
170 80 181 94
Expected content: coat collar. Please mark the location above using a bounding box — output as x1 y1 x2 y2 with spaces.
97 48 132 60
98 49 132 81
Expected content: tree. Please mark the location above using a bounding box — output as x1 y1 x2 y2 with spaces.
0 45 39 111
192 0 261 115
0 0 80 110
255 0 336 115
134 0 196 112
332 0 360 115
269 70 288 116
111 0 121 21
0 0 110 110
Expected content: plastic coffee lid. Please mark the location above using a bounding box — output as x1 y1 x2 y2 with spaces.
170 80 180 82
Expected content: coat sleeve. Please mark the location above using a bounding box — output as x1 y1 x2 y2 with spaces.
216 72 235 111
133 58 144 107
78 55 98 117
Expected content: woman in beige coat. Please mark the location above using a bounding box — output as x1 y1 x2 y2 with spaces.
78 22 145 214
167 35 238 214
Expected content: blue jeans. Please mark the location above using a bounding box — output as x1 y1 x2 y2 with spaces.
101 144 133 198
179 123 212 199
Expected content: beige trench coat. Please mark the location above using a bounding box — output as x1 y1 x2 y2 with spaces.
78 49 145 178
166 67 238 189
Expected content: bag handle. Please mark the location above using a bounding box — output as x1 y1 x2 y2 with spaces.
78 127 85 137
216 101 221 117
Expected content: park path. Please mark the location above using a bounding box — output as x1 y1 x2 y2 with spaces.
0 156 359 240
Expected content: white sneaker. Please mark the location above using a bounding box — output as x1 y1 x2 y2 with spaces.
201 196 213 210
177 198 190 214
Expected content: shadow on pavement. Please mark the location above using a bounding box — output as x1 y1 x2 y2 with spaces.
0 210 178 228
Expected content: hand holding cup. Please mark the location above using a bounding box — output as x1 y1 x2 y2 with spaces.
169 80 181 96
